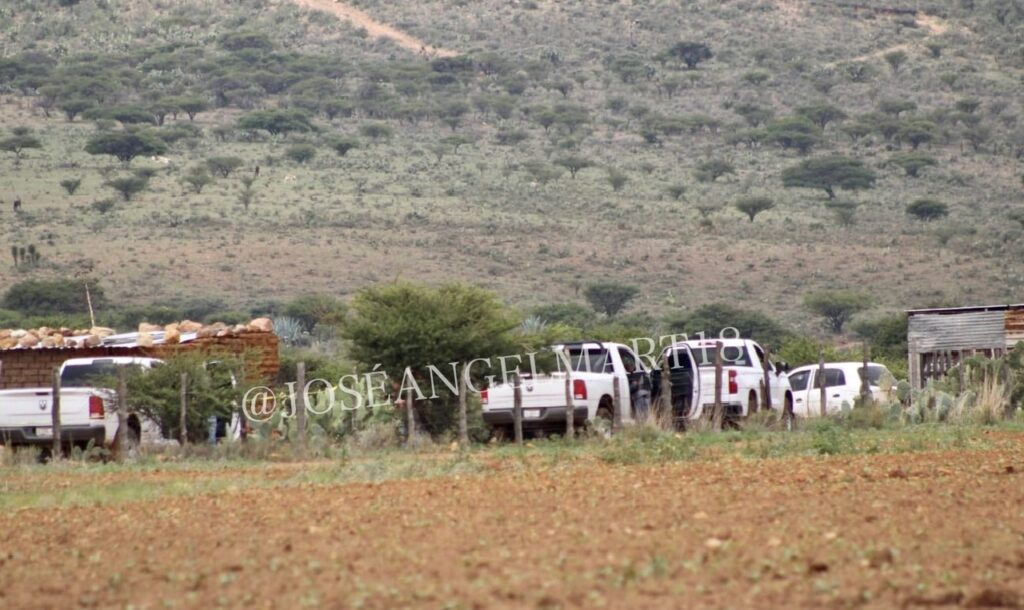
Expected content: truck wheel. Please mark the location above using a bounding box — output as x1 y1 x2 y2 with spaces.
748 391 758 415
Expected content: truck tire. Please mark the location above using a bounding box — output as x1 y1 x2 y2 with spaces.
748 391 758 415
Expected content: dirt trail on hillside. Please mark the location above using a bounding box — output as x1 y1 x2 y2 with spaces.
291 0 459 57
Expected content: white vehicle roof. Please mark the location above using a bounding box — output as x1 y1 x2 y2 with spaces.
62 356 163 367
99 331 198 347
664 338 753 351
790 362 889 374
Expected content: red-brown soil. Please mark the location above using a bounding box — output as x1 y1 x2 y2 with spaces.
2 444 1024 609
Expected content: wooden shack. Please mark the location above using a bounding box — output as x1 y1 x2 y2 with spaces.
907 304 1024 389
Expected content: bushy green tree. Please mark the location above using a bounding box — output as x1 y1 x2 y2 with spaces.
665 42 712 69
206 156 244 178
283 295 347 331
237 109 315 136
330 136 359 157
0 133 42 159
762 117 823 153
105 175 149 201
84 131 167 165
125 355 244 443
2 278 106 315
584 282 640 317
182 166 213 194
796 104 848 130
344 283 521 436
665 303 793 348
284 144 317 164
889 152 938 177
60 177 83 195
782 156 877 199
906 198 949 221
554 154 593 178
695 159 735 182
803 290 872 333
734 196 774 222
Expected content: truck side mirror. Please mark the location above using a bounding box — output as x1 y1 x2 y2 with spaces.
776 361 790 374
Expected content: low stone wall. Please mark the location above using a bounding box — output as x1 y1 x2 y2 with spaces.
0 333 279 390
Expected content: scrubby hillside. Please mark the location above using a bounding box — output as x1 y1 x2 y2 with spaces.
0 0 1022 334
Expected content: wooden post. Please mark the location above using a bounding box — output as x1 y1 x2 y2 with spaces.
713 341 723 424
512 372 523 446
860 342 871 406
115 366 128 460
51 367 62 457
179 372 188 447
295 362 307 447
612 376 622 435
761 346 772 412
406 386 416 446
564 372 574 440
818 349 827 417
957 349 965 393
659 356 673 424
458 373 469 447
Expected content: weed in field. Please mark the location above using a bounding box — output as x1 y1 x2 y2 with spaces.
598 427 698 465
811 421 852 456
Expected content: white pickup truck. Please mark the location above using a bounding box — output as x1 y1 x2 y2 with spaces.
0 357 162 451
480 341 651 435
787 361 894 416
652 338 794 425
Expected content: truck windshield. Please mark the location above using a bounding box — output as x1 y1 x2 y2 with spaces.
61 361 143 388
858 365 888 386
563 347 609 373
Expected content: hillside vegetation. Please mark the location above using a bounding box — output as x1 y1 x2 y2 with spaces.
0 0 1022 336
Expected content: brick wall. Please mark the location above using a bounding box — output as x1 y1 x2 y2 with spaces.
0 333 279 390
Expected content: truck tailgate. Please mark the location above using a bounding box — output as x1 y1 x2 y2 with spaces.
486 374 572 410
0 388 97 429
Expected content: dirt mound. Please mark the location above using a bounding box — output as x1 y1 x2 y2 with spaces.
291 0 459 57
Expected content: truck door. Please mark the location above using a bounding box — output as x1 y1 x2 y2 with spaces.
807 368 847 414
617 346 651 420
788 369 812 416
657 344 700 422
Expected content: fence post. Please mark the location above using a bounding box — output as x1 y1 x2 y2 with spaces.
51 366 62 457
761 346 772 412
458 373 469 447
860 342 872 406
612 376 622 435
115 367 128 460
512 372 523 446
660 356 673 425
818 349 827 417
564 372 574 440
713 341 723 426
406 386 416 446
179 372 188 447
295 361 307 448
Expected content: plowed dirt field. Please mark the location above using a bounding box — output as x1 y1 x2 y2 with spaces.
2 439 1024 609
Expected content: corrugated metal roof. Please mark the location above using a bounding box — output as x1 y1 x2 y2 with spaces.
908 310 1006 353
907 303 1024 315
